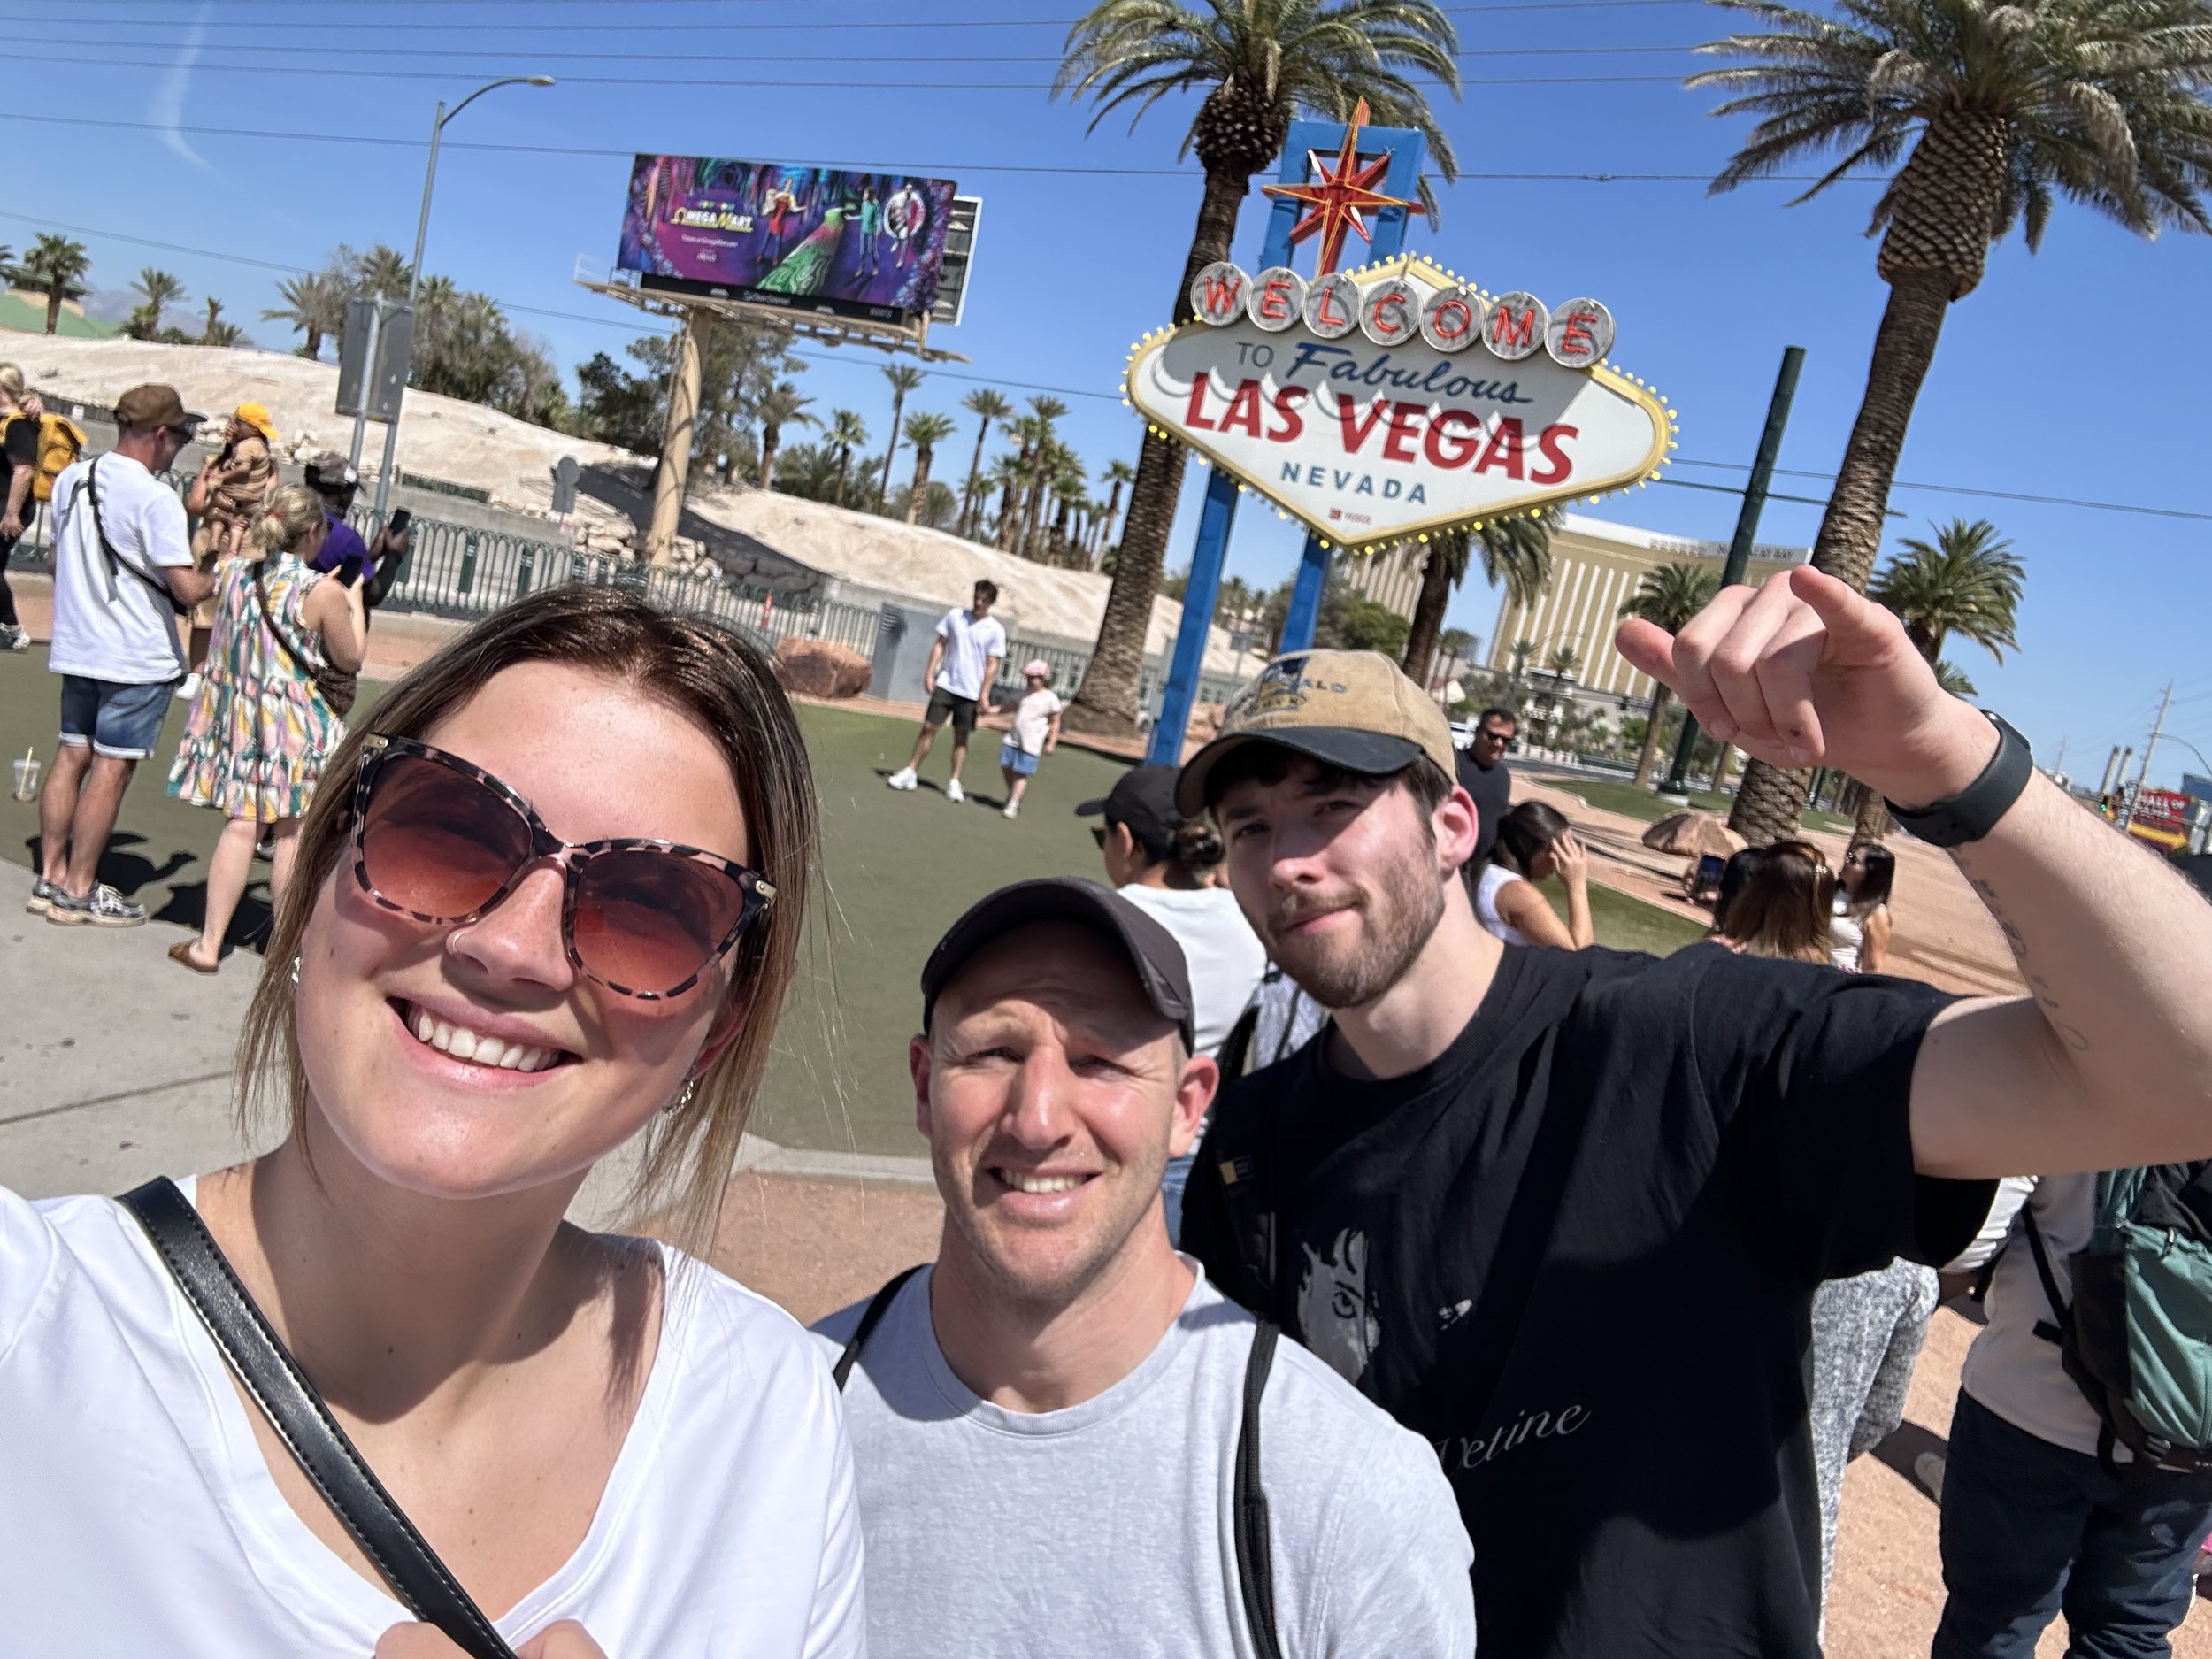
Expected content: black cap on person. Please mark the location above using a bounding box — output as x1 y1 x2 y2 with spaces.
919 877 1195 1052
1073 764 1183 850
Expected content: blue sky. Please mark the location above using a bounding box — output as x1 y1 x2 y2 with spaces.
9 0 2209 788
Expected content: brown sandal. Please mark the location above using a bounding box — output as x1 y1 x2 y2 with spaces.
167 940 219 975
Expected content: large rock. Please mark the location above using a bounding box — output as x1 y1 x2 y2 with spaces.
773 637 872 700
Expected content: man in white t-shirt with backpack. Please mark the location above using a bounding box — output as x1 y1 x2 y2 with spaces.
31 384 212 928
815 878 1473 1658
886 579 1005 804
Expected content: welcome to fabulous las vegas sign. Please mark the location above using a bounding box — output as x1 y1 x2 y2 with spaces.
1125 256 1677 556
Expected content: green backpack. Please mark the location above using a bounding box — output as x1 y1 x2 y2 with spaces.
2023 1162 2212 1474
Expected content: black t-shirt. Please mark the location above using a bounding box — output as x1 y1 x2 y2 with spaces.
1456 748 1513 865
1182 942 1993 1659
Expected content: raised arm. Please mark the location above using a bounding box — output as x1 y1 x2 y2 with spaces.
1618 566 2212 1181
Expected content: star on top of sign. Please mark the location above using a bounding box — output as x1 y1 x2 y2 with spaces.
1262 99 1424 277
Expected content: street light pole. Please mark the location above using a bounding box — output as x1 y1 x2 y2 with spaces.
1658 345 1805 798
372 75 554 523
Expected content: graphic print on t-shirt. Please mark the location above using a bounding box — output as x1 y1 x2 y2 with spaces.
1296 1228 1380 1384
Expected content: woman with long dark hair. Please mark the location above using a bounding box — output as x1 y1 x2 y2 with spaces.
4 588 861 1655
1831 842 1896 972
1476 800 1594 949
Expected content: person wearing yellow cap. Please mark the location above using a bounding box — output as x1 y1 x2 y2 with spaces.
180 403 280 695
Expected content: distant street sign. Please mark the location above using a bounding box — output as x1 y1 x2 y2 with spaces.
550 455 581 514
336 296 413 422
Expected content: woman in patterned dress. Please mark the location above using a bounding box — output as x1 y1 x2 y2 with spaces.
166 485 365 972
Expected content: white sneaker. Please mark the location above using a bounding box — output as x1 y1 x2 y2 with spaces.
945 779 965 804
1002 802 1019 820
174 672 203 702
886 767 918 791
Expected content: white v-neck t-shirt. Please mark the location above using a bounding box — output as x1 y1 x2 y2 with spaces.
0 1180 866 1657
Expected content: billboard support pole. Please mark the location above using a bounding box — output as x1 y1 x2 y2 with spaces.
1144 108 1425 765
1657 344 1804 798
647 311 707 565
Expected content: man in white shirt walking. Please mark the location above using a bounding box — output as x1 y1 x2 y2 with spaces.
816 878 1474 1658
886 579 1005 804
32 384 211 927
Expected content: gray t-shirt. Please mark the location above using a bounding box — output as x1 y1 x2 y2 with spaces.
814 1264 1475 1658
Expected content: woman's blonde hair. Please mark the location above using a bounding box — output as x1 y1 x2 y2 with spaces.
235 584 822 1252
249 485 326 557
0 363 27 406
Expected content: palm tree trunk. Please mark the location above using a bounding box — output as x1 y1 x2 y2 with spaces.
877 391 906 509
958 419 990 539
833 449 851 508
1066 165 1250 734
1730 266 1955 846
906 449 933 525
1632 687 1673 788
43 290 61 334
759 431 781 492
1401 544 1453 691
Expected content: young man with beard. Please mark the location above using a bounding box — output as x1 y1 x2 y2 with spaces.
1177 569 2212 1659
816 878 1473 1659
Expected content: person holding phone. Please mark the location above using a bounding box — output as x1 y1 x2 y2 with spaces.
6 587 863 1655
302 451 411 617
166 485 365 972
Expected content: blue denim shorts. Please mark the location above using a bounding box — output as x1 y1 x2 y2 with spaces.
58 673 176 760
999 741 1039 777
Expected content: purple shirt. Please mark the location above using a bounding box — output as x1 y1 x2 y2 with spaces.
310 511 370 574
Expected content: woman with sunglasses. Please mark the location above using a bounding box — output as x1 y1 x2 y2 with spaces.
1 588 863 1656
1830 841 1896 972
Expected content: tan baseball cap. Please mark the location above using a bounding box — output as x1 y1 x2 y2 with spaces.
1177 648 1457 816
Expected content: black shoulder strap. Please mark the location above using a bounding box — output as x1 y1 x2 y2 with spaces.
1216 1122 1279 1316
1233 1320 1284 1659
2019 1203 2072 1346
1216 1001 1260 1087
82 457 188 616
119 1179 518 1659
832 1263 926 1391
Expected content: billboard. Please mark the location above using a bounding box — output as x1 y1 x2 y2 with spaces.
618 154 957 326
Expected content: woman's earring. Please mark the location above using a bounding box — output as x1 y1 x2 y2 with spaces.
288 955 301 988
665 1079 696 1116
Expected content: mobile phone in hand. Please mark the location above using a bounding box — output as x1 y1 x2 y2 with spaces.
337 553 365 588
388 508 412 536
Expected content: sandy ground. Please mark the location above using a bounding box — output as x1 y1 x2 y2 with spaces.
706 1171 2209 1656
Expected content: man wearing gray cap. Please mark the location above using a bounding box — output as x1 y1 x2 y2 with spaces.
815 877 1473 1659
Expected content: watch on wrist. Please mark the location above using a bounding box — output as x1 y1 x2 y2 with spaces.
1884 711 2033 849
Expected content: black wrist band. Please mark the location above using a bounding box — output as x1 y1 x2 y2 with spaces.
1884 711 2033 849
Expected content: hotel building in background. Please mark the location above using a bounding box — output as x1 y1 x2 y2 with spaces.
1345 512 1807 726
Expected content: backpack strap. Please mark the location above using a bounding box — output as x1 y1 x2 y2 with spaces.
1233 1320 1284 1659
118 1178 518 1659
81 457 188 617
1216 1001 1260 1087
832 1264 926 1391
2019 1203 2072 1348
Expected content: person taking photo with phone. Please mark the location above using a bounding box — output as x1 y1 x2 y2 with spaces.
166 485 365 973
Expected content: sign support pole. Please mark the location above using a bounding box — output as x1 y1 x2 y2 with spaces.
1657 345 1803 798
1144 118 1425 764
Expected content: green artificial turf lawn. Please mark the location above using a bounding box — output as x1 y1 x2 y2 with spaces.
1 648 1713 1153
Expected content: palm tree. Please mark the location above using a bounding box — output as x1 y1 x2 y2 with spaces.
1935 660 1978 697
1055 0 1463 733
200 296 228 346
902 411 958 524
826 409 869 507
1691 0 2212 843
130 268 188 339
877 365 925 509
1545 644 1582 679
757 381 817 491
957 388 1012 538
985 453 1024 548
1869 517 2024 664
262 270 347 359
1402 510 1557 690
346 243 413 299
1095 457 1136 564
13 234 91 334
1618 563 1722 787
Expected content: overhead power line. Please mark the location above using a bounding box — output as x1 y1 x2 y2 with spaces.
0 54 1686 88
20 0 1702 12
0 108 1851 185
10 206 2194 527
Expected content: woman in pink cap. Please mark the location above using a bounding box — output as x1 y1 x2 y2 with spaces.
996 658 1062 820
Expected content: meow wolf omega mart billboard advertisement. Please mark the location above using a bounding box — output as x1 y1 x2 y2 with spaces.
618 154 958 326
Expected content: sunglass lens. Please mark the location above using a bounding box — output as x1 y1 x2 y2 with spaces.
572 850 751 995
359 756 533 920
